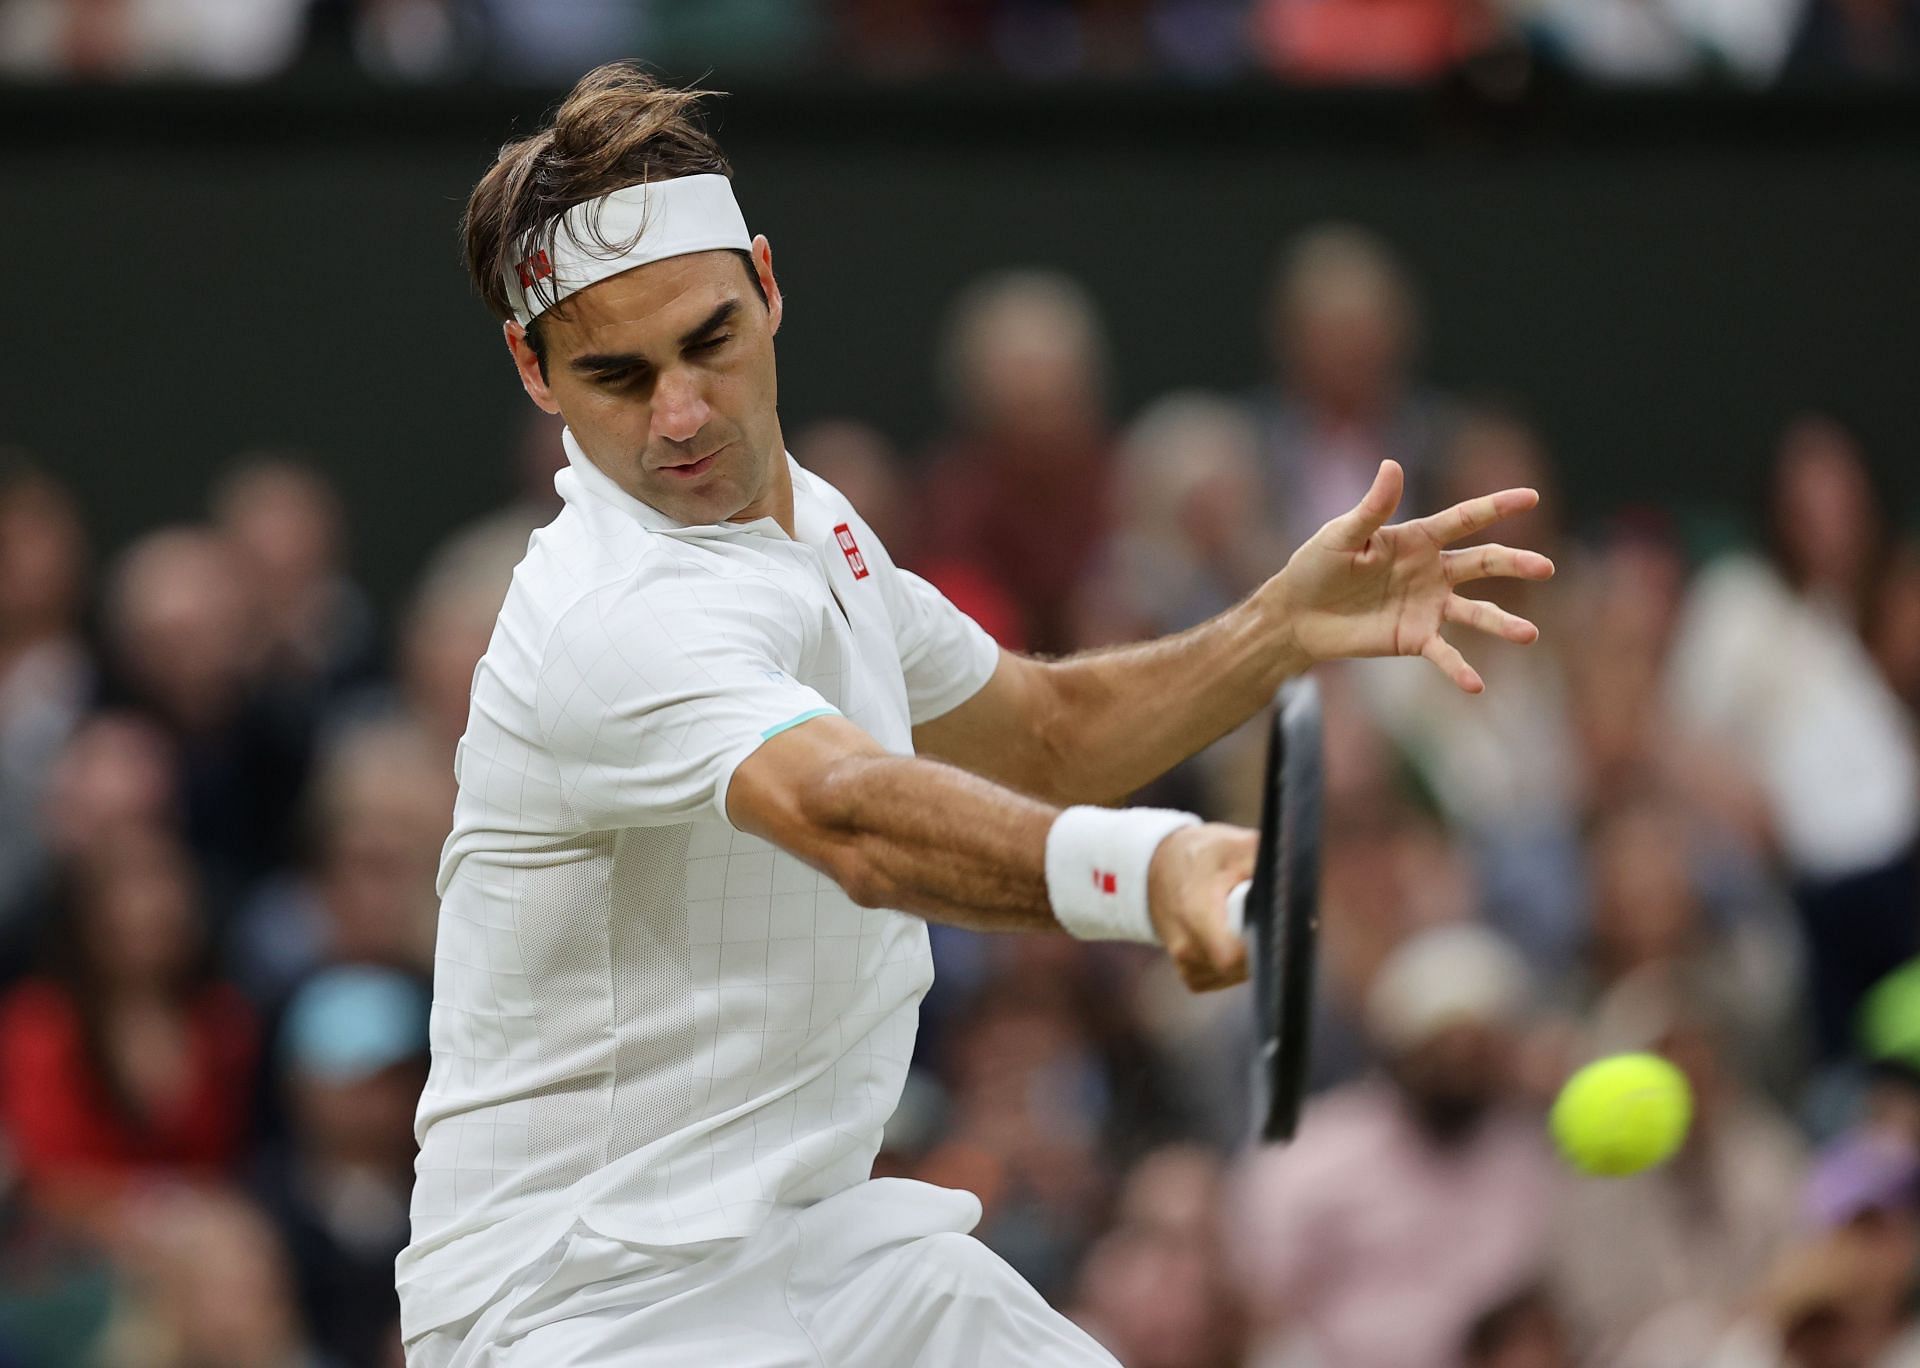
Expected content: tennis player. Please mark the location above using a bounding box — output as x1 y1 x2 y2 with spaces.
398 63 1553 1368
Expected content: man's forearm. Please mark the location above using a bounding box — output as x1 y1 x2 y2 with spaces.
1040 589 1306 804
732 719 1063 932
729 713 1256 987
804 752 1061 930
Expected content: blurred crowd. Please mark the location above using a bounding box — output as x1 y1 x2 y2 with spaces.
2 0 1919 86
2 220 1920 1368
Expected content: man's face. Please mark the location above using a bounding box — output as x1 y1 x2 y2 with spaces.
506 239 784 527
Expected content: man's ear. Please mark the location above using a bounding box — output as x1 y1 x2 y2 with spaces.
505 321 562 415
751 236 783 337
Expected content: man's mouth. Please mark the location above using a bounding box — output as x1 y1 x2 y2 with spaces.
660 444 726 479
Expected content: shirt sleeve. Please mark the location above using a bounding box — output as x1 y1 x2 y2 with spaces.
536 572 840 831
877 564 1003 726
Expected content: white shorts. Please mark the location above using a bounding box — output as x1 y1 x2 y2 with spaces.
405 1179 1119 1368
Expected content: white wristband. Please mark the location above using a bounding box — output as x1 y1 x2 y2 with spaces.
1044 806 1201 944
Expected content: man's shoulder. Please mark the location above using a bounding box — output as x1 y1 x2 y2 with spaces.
517 518 812 681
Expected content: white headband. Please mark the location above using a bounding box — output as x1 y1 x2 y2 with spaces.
504 173 752 327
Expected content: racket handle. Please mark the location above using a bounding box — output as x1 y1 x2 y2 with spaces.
1225 879 1252 937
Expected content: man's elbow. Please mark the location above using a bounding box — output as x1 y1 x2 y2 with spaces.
792 760 900 909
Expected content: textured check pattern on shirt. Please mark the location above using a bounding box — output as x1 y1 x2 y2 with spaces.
396 432 1000 1339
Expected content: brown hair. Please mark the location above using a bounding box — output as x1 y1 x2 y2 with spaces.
462 63 761 371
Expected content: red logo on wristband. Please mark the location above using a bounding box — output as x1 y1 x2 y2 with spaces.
1092 869 1117 895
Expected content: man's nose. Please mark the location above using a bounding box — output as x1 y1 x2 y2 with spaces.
652 367 712 445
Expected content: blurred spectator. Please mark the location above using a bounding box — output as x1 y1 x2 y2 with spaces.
1571 792 1803 1099
1870 542 1920 715
1786 0 1920 80
1073 391 1283 648
1696 1231 1916 1368
1462 1285 1578 1368
390 560 510 767
1255 224 1453 551
0 1182 114 1368
0 462 92 972
914 955 1141 1300
1357 407 1583 970
416 409 564 613
1296 786 1483 1095
1511 0 1804 83
1666 416 1919 1060
1068 1147 1243 1368
0 712 178 989
0 829 256 1228
102 527 315 906
1548 969 1806 1365
209 455 378 704
1791 1132 1920 1363
1252 0 1508 82
1070 391 1284 815
1229 924 1554 1368
230 717 448 1002
302 0 481 81
254 966 426 1367
921 269 1116 653
0 0 305 78
1564 511 1691 810
1853 958 1920 1145
97 1186 329 1368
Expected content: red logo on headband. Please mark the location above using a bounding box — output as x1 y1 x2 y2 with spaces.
515 250 553 290
1092 869 1117 895
833 523 869 580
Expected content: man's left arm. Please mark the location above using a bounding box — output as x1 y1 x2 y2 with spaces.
913 459 1555 805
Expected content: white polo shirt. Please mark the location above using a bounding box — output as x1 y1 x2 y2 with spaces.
396 431 1001 1339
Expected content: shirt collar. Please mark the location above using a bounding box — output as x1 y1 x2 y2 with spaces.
556 426 798 542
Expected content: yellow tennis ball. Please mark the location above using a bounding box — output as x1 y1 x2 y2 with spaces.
1549 1052 1693 1177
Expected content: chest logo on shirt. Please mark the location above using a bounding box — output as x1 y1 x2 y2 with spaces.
832 523 870 580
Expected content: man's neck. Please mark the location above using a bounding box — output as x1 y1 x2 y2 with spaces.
728 436 795 537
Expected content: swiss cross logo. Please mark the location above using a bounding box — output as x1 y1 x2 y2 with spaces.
832 523 869 580
515 249 554 290
1092 869 1117 895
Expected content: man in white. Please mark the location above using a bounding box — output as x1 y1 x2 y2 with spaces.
400 64 1554 1367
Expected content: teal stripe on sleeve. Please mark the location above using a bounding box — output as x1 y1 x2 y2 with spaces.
761 707 839 740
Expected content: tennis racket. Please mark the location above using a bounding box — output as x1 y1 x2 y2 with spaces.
1224 677 1324 1144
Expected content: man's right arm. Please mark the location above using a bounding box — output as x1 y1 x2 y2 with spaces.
726 714 1252 992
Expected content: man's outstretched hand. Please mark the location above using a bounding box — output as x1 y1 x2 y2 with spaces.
1268 460 1555 692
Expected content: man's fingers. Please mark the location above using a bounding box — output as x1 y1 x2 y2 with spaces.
1321 460 1406 553
1442 544 1556 586
1421 634 1485 693
1443 594 1539 645
1179 942 1248 993
1416 487 1539 547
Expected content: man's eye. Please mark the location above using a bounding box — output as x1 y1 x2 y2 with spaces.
690 334 732 354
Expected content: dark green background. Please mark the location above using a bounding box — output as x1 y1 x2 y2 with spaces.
4 80 1917 603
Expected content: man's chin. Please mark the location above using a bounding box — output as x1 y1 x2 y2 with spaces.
644 478 745 527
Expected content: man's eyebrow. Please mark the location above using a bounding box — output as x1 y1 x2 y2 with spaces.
679 298 740 347
570 350 647 376
568 299 742 376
